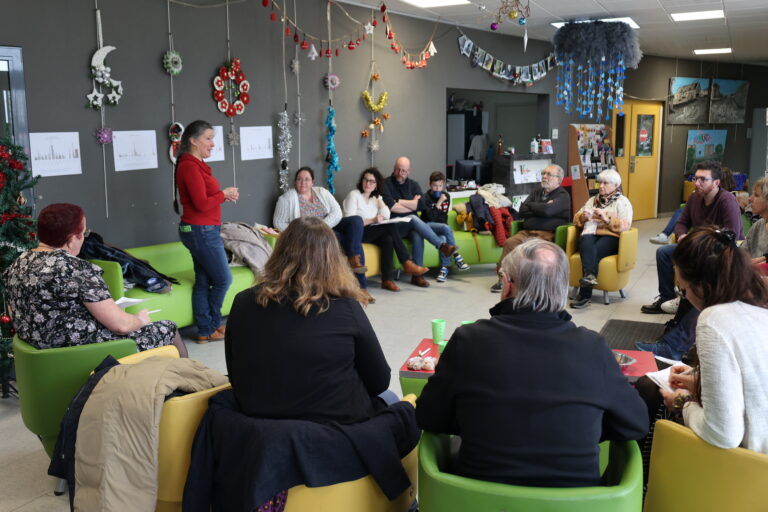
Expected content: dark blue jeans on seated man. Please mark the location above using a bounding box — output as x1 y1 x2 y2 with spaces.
332 215 366 289
179 224 233 337
655 244 677 302
577 234 619 299
396 215 445 267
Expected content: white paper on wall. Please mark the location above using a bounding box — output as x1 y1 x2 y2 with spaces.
240 126 273 161
205 126 225 162
112 130 158 172
29 132 82 177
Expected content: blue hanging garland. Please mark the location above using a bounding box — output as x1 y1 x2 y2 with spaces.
553 21 641 120
325 106 340 193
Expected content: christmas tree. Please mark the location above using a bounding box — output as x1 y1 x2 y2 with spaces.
0 136 38 398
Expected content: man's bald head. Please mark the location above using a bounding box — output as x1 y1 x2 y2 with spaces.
393 157 411 183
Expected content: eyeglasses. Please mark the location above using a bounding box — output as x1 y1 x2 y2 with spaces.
541 172 560 178
690 176 714 183
363 179 377 184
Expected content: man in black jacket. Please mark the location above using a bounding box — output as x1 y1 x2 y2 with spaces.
491 164 571 292
416 239 648 488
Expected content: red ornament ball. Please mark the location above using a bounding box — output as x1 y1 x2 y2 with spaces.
301 40 309 50
285 26 291 35
0 314 11 324
270 12 277 21
372 19 378 27
294 33 300 43
262 0 269 5
380 3 387 12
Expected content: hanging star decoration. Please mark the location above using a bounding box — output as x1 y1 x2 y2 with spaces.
228 127 240 146
292 111 305 126
364 22 375 35
368 139 380 152
290 58 300 74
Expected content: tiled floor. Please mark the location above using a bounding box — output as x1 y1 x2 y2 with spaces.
0 216 671 511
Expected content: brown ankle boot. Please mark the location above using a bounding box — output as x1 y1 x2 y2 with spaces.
402 260 429 275
381 280 400 292
348 255 368 274
439 243 457 258
410 275 430 288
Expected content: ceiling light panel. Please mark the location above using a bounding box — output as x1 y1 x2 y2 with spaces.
671 10 724 21
399 0 469 7
693 48 732 55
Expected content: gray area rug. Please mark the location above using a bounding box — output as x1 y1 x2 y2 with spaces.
599 319 667 350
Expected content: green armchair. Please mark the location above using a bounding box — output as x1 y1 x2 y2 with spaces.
12 336 137 456
418 431 643 512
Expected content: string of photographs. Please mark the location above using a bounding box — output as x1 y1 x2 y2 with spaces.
457 34 555 86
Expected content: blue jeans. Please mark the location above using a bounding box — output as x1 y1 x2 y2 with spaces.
179 224 232 336
333 215 366 289
662 208 684 236
427 222 457 266
396 215 444 266
656 244 677 301
578 234 619 299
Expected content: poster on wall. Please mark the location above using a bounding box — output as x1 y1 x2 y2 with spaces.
636 115 655 156
685 130 727 172
29 132 82 177
667 77 710 124
709 79 749 124
112 130 158 172
240 126 273 161
205 125 225 163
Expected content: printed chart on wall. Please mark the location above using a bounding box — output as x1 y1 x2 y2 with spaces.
29 132 82 177
112 130 158 172
205 126 225 163
685 130 727 173
240 126 273 161
512 159 549 184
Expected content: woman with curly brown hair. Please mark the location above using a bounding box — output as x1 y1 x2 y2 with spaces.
662 226 768 454
224 216 391 424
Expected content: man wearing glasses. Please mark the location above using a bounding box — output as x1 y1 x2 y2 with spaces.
490 164 570 293
641 161 744 314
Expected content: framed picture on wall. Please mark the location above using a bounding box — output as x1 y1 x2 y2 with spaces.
667 77 710 125
709 79 749 124
685 129 727 172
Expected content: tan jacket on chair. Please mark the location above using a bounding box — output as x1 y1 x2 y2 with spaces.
75 356 228 512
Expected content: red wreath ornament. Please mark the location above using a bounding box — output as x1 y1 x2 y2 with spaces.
212 58 251 118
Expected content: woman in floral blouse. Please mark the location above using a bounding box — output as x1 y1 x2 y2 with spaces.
4 203 187 356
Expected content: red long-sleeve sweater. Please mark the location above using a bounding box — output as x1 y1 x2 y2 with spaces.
176 153 225 225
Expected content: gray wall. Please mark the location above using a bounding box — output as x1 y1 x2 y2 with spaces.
3 0 767 247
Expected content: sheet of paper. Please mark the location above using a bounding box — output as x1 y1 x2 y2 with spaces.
29 132 82 177
240 126 273 160
112 130 158 171
205 125 225 162
646 367 675 393
372 217 412 225
115 297 149 308
582 220 598 235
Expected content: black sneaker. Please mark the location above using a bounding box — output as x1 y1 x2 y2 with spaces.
490 280 503 293
570 296 590 309
579 274 598 287
641 297 668 314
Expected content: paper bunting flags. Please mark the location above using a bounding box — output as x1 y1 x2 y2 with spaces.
457 34 555 87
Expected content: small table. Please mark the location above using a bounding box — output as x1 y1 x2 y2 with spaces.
613 349 658 383
399 338 440 398
399 343 658 397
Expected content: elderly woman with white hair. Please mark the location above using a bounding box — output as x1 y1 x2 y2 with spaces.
570 168 633 309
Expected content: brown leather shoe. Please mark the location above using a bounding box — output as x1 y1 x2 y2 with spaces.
348 255 368 275
402 260 429 275
215 324 226 336
439 243 457 258
381 280 400 292
411 275 430 288
194 330 225 344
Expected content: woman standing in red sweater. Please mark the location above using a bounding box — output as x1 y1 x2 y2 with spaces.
174 120 239 342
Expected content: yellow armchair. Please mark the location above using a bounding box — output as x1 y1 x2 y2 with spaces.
119 346 417 512
644 420 768 512
566 226 639 305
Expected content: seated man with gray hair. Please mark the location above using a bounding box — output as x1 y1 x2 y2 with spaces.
490 164 571 293
416 239 647 487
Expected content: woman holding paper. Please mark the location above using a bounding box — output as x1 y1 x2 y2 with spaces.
570 168 633 309
4 203 186 356
174 120 239 343
343 168 428 292
662 226 768 453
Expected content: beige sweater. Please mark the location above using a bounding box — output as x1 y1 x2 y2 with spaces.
573 195 633 237
75 357 228 512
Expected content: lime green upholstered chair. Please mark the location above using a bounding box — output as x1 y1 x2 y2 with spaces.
12 336 137 456
418 432 643 512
